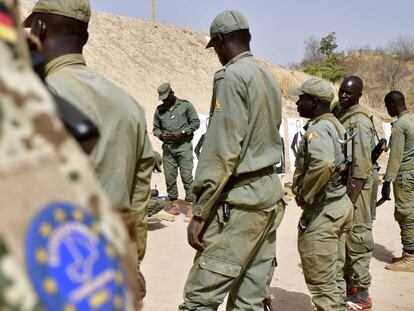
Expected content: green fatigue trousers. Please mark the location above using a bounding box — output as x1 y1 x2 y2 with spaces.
345 187 374 289
393 171 414 252
298 195 353 311
370 167 380 221
179 200 286 311
148 198 168 217
163 142 194 202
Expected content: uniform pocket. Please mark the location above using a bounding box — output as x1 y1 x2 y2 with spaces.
324 208 344 222
199 255 241 278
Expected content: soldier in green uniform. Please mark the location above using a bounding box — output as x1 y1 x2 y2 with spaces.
153 83 200 221
179 10 286 310
0 1 141 309
336 76 375 310
290 78 353 311
24 0 154 297
380 91 414 272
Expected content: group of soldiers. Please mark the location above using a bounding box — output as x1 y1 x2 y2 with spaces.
0 0 413 310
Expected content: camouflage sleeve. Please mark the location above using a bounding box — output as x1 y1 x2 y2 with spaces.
192 76 248 219
152 108 162 138
183 102 200 135
301 124 336 205
384 123 405 182
352 117 374 180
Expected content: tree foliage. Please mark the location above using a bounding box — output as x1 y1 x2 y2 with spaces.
303 32 346 82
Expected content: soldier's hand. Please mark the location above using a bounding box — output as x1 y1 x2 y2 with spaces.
381 181 391 201
187 216 205 252
172 131 186 141
295 194 305 207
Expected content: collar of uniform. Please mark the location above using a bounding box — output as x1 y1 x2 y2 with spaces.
225 51 253 67
399 110 409 118
45 53 86 76
310 112 334 124
339 104 360 120
159 97 181 112
305 112 335 130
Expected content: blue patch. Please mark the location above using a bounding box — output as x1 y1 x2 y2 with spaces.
26 202 127 311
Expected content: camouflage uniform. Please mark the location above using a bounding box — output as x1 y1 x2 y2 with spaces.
337 105 375 290
180 11 286 311
0 1 139 309
153 93 200 202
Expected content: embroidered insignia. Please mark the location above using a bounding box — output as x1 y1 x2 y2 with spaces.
308 132 318 141
214 100 221 111
26 202 127 311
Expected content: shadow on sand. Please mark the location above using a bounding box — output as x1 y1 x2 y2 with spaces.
373 243 395 263
147 218 167 231
270 287 313 311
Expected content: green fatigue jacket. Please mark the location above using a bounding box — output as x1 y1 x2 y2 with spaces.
0 6 137 308
337 105 375 187
292 114 347 206
192 52 284 219
45 54 154 212
384 111 414 182
153 98 200 143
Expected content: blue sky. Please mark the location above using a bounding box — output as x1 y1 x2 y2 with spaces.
91 0 413 66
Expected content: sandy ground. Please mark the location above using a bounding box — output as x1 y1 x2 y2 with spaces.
141 188 414 311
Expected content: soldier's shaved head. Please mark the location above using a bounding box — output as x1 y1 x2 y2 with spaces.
339 76 364 109
29 13 89 63
384 91 407 117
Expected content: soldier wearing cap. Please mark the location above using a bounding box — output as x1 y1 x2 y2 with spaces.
336 76 375 310
379 91 414 272
290 78 353 311
153 83 200 221
0 1 139 309
179 10 286 310
23 0 154 296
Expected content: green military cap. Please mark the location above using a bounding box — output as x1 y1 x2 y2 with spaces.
206 10 249 48
153 151 162 173
23 0 91 27
157 82 172 101
289 78 335 104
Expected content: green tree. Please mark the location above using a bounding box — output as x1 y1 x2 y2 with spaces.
303 32 346 83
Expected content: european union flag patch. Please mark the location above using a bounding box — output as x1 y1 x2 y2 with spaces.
26 202 127 311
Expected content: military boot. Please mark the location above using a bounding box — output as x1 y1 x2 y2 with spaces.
391 256 403 263
184 202 193 222
166 200 180 215
385 252 414 272
346 288 372 310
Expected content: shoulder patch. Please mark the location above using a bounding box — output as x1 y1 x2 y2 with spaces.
0 4 17 44
214 100 222 112
308 132 318 141
26 202 128 311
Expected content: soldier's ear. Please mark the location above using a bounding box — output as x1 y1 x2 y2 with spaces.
33 19 46 43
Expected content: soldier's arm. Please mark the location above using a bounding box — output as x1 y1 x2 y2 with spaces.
352 117 374 180
301 125 335 204
131 111 155 263
192 76 248 219
384 123 405 182
183 102 200 135
152 109 162 138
